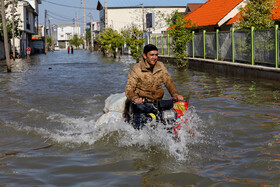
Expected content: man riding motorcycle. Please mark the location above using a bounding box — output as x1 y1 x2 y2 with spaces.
125 44 184 129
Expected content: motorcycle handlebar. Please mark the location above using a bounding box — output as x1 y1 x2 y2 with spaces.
134 97 180 105
171 97 178 102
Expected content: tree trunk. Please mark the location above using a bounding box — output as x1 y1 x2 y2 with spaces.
1 0 11 72
44 9 47 54
12 0 15 60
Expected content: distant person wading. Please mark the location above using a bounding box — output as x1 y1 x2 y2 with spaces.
27 46 31 59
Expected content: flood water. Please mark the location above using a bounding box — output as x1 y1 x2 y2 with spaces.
0 50 279 186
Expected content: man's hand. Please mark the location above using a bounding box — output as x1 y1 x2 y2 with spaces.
176 95 184 101
134 97 143 104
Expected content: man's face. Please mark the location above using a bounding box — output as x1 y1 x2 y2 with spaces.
143 50 158 67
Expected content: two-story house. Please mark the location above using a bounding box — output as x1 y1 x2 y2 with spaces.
184 0 280 33
87 21 100 49
53 24 81 49
8 0 41 57
98 4 186 34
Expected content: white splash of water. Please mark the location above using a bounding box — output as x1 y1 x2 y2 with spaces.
4 96 203 161
92 106 202 161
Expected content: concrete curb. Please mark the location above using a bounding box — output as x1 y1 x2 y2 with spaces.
159 56 280 81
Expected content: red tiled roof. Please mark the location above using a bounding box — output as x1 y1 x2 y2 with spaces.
273 1 280 19
184 0 244 27
227 0 280 25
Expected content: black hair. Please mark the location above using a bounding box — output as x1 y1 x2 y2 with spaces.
143 44 158 54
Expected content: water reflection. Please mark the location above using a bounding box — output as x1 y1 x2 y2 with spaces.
174 70 280 108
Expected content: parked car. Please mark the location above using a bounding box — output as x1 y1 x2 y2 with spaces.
54 46 60 51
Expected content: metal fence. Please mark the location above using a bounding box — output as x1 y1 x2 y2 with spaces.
149 26 279 68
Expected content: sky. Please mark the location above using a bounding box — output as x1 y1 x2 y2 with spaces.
39 0 207 32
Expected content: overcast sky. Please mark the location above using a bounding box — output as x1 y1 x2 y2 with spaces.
39 0 207 31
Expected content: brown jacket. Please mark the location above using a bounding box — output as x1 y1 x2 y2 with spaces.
125 60 179 102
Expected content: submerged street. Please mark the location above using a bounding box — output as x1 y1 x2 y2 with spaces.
0 50 279 186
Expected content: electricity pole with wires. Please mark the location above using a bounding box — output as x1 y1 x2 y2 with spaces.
77 13 80 36
48 19 53 51
44 9 48 54
105 0 108 28
83 0 86 49
90 9 93 51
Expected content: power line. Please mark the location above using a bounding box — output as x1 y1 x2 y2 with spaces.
42 0 97 10
47 10 87 23
42 0 144 10
47 10 74 20
47 14 73 22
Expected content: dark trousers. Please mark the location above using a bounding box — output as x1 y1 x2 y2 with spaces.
130 103 155 130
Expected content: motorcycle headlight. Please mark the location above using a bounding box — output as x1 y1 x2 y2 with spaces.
162 110 177 120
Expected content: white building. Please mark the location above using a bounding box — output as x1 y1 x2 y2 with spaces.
53 24 81 49
99 6 186 34
90 21 100 39
7 0 41 57
87 21 100 48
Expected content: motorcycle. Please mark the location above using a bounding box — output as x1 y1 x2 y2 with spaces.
123 97 194 136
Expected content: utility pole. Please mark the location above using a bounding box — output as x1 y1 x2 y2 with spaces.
105 0 108 28
142 3 145 32
12 0 15 60
75 13 77 35
74 15 76 35
77 13 80 36
90 10 93 51
48 19 52 51
52 25 54 50
72 18 75 46
83 0 86 49
44 9 47 54
1 0 11 72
